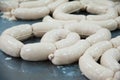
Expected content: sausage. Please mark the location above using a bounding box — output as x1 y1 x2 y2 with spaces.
43 15 78 25
82 19 118 31
113 71 120 80
115 17 120 29
2 24 32 41
79 54 114 80
41 29 70 43
117 46 120 52
86 3 108 14
115 4 120 15
48 0 68 12
87 8 118 21
110 36 120 48
20 43 56 61
86 28 111 45
84 41 113 61
12 7 50 20
48 40 90 65
101 48 120 72
64 21 102 36
80 0 114 15
53 1 85 21
32 22 63 37
91 0 114 7
80 0 114 9
0 35 24 57
55 32 80 49
79 41 114 80
20 0 53 8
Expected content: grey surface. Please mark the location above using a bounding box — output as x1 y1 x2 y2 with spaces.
0 15 120 80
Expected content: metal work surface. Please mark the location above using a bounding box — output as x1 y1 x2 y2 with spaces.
0 15 120 80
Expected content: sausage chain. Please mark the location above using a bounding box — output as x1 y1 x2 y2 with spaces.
53 1 86 21
1 22 119 80
40 29 81 49
12 0 69 20
101 48 120 80
0 22 63 60
0 21 111 62
0 0 68 20
53 1 118 21
47 28 111 65
79 36 120 80
43 15 120 31
43 15 78 25
1 0 119 22
47 1 119 31
0 22 79 61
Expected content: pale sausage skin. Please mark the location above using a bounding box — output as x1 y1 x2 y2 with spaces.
48 0 68 13
115 4 120 15
49 40 90 65
41 29 70 43
115 17 120 29
20 43 56 61
2 24 32 41
80 0 114 14
113 71 120 80
0 35 24 57
86 28 111 45
32 22 63 37
12 7 50 20
81 19 118 31
20 0 54 8
43 15 78 25
80 0 114 9
55 32 80 49
84 41 113 61
101 48 120 72
86 4 107 14
79 41 114 80
117 46 120 52
53 1 85 21
64 21 102 36
110 36 120 48
79 55 114 80
87 8 118 21
41 29 80 49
